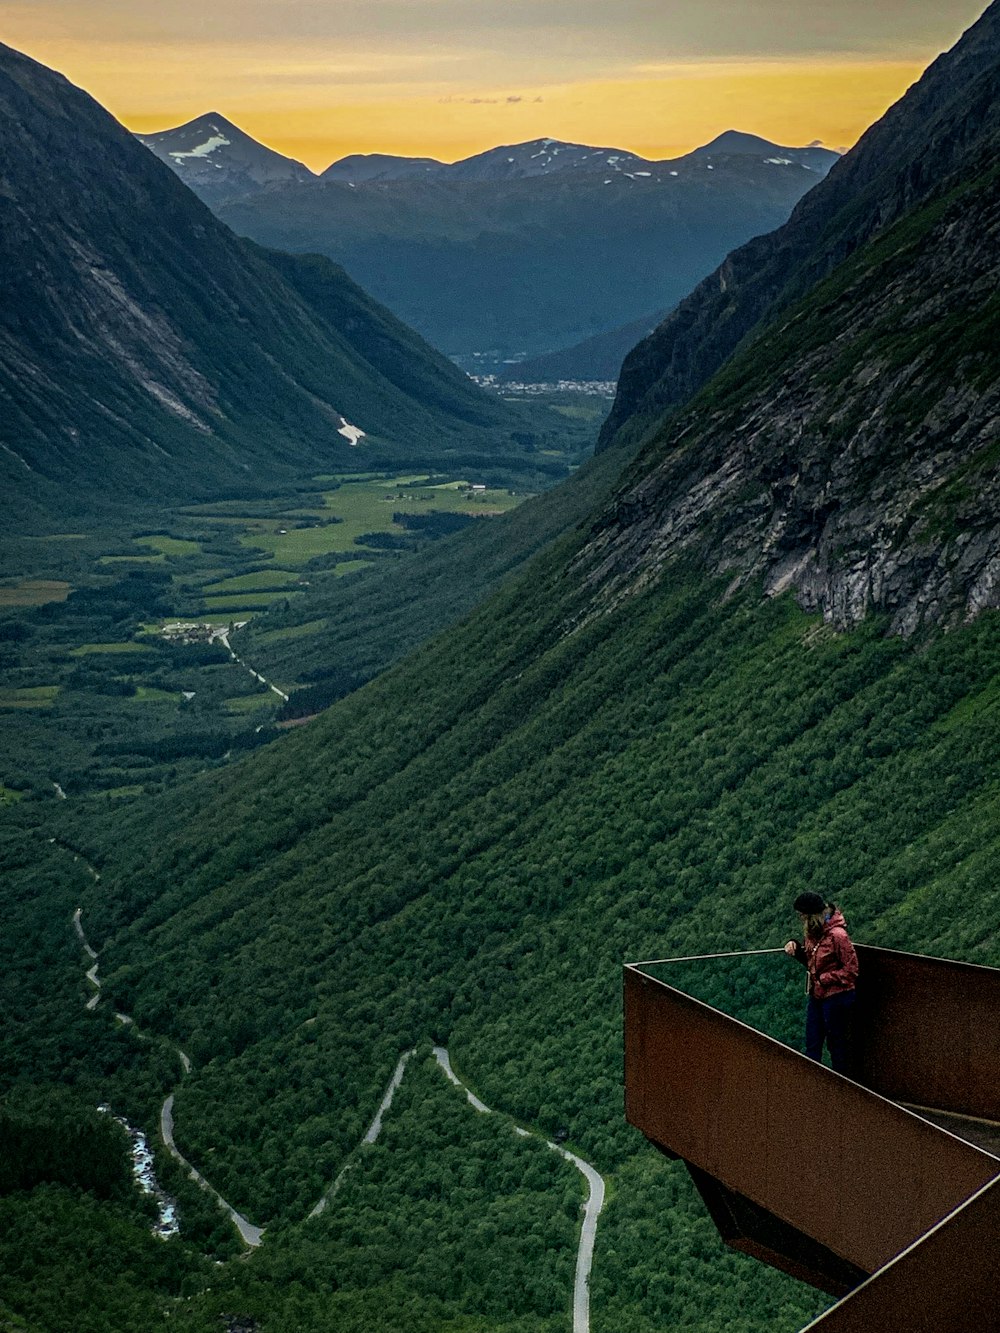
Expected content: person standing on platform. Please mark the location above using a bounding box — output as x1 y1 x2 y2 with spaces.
784 891 859 1075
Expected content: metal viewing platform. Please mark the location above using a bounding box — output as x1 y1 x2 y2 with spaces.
623 946 1000 1329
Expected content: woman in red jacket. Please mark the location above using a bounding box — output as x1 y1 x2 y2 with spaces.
784 891 859 1075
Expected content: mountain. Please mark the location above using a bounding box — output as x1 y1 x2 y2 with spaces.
0 46 528 530
213 142 831 365
138 112 316 205
321 133 838 185
3 8 997 1332
690 129 839 175
427 137 655 181
598 2 1000 450
321 152 445 184
579 154 1000 638
320 135 650 184
496 308 670 383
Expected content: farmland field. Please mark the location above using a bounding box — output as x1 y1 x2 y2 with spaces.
0 580 71 606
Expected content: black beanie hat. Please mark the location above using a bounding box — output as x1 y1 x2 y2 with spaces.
793 891 827 915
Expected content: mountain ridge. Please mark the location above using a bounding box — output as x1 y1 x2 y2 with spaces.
0 43 525 528
142 120 839 193
598 0 1000 450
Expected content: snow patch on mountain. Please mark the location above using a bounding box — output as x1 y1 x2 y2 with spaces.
170 134 230 161
337 419 366 446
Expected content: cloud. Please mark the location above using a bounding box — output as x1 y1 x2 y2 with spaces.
439 94 544 104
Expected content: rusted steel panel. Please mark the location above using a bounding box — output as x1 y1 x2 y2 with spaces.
688 1167 869 1297
854 947 1000 1120
801 1174 1000 1332
624 965 999 1278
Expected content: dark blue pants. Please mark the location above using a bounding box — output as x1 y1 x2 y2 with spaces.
805 990 856 1075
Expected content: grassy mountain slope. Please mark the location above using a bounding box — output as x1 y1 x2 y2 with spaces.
34 565 1000 1332
598 0 1000 449
4 111 997 1330
0 44 524 531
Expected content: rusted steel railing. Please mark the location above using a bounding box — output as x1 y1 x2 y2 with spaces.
624 947 1000 1310
801 1173 1000 1331
850 945 1000 1121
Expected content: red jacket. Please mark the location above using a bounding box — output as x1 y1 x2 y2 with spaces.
797 909 858 1000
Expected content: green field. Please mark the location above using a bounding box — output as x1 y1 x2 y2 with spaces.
98 554 164 565
129 686 182 703
249 618 329 648
225 693 279 715
237 476 526 565
202 592 301 611
0 580 71 606
137 535 202 557
201 570 304 595
0 686 60 709
69 642 156 656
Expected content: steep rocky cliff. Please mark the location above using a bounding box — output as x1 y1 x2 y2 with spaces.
598 1 1000 452
577 159 1000 636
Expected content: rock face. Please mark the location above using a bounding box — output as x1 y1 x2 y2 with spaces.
575 159 1000 637
597 1 1000 452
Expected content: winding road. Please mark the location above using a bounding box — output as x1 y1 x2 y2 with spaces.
433 1047 605 1333
70 893 605 1327
161 1094 264 1247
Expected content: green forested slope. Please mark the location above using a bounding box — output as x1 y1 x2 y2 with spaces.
2 15 999 1332
0 44 527 531
7 560 995 1330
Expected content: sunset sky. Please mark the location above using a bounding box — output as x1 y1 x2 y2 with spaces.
0 1 989 169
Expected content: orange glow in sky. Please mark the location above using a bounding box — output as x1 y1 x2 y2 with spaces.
0 3 986 170
116 60 927 170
